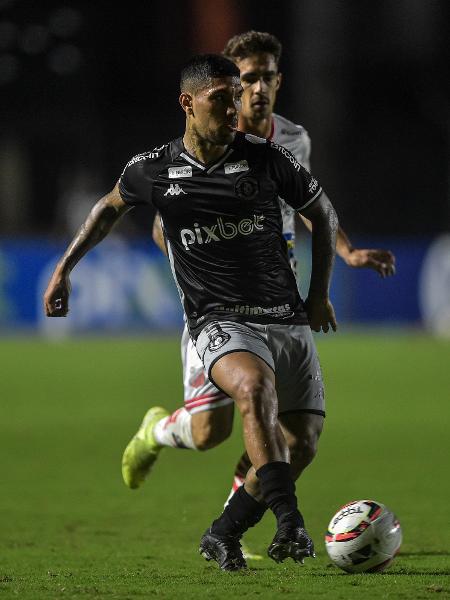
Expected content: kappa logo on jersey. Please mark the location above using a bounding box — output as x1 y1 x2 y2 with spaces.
204 322 231 353
168 166 192 179
180 214 265 251
164 183 187 196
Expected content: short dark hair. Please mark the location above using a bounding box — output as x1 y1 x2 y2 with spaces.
223 31 282 65
180 54 240 93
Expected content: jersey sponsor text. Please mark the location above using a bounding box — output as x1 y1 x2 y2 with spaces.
180 214 265 251
216 302 294 318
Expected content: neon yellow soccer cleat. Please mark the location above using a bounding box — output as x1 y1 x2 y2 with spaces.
242 542 264 561
122 406 169 489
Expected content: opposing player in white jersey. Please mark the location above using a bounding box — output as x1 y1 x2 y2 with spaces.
122 33 395 555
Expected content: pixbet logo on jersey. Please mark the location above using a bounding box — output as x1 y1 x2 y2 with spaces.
180 214 265 251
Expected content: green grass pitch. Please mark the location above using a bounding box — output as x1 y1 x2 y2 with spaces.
1 332 449 599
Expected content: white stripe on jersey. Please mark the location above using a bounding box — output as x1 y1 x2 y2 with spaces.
161 216 188 317
272 113 312 272
180 153 206 170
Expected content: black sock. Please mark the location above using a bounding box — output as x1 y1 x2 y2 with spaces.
210 486 267 537
256 461 304 528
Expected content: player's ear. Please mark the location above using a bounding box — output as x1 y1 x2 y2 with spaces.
180 93 194 116
275 72 282 92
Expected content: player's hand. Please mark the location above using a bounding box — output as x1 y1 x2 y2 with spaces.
345 248 396 278
305 295 337 333
44 272 71 317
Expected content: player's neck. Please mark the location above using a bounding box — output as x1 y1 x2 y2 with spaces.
183 131 229 166
239 115 273 139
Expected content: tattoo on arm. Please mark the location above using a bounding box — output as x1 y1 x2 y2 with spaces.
58 196 129 274
307 199 338 297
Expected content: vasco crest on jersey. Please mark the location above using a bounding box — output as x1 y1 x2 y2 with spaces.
235 176 259 201
204 322 231 353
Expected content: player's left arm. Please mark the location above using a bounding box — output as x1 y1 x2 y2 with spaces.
268 141 338 332
300 192 338 333
299 214 396 278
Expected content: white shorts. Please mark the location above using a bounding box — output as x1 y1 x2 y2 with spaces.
181 325 234 414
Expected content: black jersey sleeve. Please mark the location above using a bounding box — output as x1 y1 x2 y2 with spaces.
268 141 323 212
118 153 153 206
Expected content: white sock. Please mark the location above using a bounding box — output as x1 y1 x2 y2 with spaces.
153 408 197 450
224 475 245 508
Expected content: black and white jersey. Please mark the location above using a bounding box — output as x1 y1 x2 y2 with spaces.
119 132 323 339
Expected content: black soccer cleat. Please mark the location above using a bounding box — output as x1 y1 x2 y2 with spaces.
268 524 316 564
199 529 248 572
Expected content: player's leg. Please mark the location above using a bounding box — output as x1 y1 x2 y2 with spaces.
202 323 322 568
200 351 289 571
198 321 308 570
279 411 324 480
224 324 324 504
219 412 321 565
223 452 251 506
122 326 234 489
221 449 263 561
153 327 234 450
228 412 323 502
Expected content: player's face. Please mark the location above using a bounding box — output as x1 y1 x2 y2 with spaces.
191 77 243 146
235 53 281 121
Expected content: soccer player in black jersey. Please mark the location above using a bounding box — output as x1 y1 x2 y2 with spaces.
44 54 338 571
142 33 395 564
148 31 395 494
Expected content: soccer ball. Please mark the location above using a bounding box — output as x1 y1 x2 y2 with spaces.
325 500 402 573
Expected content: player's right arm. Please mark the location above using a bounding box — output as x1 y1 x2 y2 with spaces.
268 141 338 333
44 183 131 317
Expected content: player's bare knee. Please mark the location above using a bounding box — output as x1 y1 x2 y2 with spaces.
235 375 276 421
289 431 320 472
193 418 233 451
280 413 324 475
191 405 234 451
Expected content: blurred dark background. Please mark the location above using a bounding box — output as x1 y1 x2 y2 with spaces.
0 0 448 238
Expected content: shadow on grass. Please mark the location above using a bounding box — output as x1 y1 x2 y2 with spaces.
247 567 450 577
399 551 450 557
